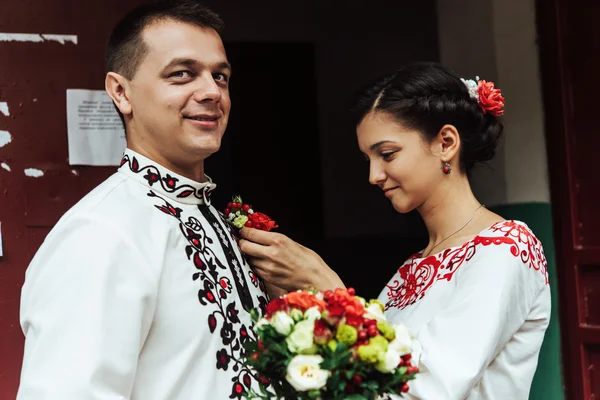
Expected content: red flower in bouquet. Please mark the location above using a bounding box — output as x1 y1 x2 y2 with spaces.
313 319 333 345
285 290 327 312
265 297 287 316
323 288 365 325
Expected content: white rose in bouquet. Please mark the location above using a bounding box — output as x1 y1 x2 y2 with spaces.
375 347 402 373
254 317 270 331
364 301 386 321
286 320 315 353
389 324 413 355
289 308 304 322
272 311 295 336
303 306 322 322
286 355 330 391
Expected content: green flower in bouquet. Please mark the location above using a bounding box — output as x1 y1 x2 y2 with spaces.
357 341 385 364
377 321 396 341
335 324 358 346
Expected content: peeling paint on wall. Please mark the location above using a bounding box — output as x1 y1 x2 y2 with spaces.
0 33 78 45
0 131 12 147
24 168 44 178
0 102 9 116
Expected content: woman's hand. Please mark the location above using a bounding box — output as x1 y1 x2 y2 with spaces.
263 282 288 300
239 228 345 292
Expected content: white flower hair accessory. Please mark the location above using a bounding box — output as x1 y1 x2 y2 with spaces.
460 76 480 101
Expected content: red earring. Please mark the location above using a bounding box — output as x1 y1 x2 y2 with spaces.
442 162 452 175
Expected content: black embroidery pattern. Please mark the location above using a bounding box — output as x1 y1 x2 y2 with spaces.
121 153 212 202
148 191 268 398
199 207 256 312
215 210 267 309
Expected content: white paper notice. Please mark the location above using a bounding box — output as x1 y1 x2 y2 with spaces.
66 89 126 166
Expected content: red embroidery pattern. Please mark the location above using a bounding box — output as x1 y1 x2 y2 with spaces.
489 221 549 284
121 153 214 203
391 256 441 309
385 221 547 310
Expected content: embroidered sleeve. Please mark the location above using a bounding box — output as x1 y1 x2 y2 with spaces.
393 246 550 399
18 215 158 399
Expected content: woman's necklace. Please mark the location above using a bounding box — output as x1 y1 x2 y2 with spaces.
422 204 485 258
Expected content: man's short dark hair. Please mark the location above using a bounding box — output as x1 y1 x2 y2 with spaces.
106 0 224 78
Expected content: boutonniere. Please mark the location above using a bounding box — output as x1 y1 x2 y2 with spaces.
224 195 278 232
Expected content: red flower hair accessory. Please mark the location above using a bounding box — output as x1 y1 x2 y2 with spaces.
461 76 505 117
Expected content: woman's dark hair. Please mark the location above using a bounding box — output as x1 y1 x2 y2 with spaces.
351 62 503 172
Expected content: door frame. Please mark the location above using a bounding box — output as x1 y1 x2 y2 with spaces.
536 0 593 398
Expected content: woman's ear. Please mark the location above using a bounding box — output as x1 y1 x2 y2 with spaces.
436 124 460 163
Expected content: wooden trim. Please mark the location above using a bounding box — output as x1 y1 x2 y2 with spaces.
536 0 583 398
580 328 600 343
575 249 600 265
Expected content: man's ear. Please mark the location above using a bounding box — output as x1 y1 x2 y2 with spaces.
105 72 132 116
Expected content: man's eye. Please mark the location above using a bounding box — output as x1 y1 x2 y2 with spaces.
213 73 229 82
170 70 193 79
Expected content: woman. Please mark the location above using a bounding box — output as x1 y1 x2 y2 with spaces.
239 62 550 399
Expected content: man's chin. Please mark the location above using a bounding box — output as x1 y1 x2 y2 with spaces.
186 141 221 159
184 131 223 150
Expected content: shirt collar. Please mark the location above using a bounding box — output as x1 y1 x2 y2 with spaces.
118 148 216 206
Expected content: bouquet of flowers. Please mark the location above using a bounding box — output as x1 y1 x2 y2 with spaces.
224 195 278 232
243 288 419 399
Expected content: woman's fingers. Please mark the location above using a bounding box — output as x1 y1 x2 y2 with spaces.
238 238 270 258
240 227 282 246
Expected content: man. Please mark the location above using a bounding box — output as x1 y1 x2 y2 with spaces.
18 1 268 398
